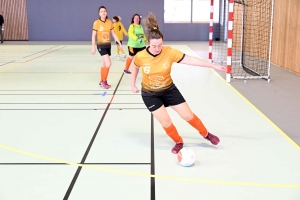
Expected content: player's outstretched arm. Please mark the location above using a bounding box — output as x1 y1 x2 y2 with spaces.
180 55 227 72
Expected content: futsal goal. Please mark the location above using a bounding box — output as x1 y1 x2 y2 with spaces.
208 0 275 82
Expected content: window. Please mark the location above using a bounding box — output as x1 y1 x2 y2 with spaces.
164 0 191 23
192 0 219 23
164 0 220 23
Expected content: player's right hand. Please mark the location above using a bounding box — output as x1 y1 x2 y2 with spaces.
91 48 96 55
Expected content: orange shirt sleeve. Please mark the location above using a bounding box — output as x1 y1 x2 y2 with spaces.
134 54 142 67
170 48 185 63
93 20 98 31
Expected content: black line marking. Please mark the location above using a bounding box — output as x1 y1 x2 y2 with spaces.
151 114 156 200
0 163 151 165
22 45 60 58
22 46 67 63
0 60 16 66
63 73 125 200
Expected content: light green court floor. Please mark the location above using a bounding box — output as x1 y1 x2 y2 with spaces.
0 43 299 200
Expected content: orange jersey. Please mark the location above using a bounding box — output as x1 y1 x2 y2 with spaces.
92 19 114 47
134 46 185 92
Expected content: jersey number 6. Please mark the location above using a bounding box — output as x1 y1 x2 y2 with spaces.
144 66 150 74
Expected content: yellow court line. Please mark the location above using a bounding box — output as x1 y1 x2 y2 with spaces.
0 144 299 188
183 45 300 151
210 69 300 151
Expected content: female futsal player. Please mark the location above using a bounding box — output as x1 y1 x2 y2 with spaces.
112 16 128 58
131 13 227 154
91 6 123 89
123 14 146 74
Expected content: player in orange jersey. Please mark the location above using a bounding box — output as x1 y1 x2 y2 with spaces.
131 13 227 154
91 6 123 89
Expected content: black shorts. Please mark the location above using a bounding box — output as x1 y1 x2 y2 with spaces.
128 46 146 56
142 85 186 112
97 46 111 56
116 41 123 45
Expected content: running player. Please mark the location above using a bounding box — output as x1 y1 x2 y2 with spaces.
131 13 227 154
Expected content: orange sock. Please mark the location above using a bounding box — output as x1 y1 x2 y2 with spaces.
187 113 208 137
124 57 132 70
102 67 110 81
100 67 104 82
163 124 183 143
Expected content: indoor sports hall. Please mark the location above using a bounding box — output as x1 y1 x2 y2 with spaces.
0 0 299 200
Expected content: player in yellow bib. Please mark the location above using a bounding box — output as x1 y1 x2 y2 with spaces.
112 16 128 58
131 13 227 154
91 6 122 89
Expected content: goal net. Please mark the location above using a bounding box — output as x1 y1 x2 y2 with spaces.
209 0 274 82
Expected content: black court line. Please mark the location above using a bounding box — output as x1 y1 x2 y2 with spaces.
0 60 16 66
63 73 125 200
151 114 156 200
0 163 150 165
22 45 60 58
22 46 67 63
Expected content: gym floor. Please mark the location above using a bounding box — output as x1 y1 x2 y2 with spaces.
0 41 299 199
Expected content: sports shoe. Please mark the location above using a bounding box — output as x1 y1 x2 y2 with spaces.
115 54 120 57
100 80 111 89
171 142 183 154
204 132 220 145
122 54 126 58
124 70 131 74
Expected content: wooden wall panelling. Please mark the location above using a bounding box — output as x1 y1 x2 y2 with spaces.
0 0 28 40
271 0 300 75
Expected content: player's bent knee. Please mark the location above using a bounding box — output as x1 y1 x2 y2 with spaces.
161 120 172 128
181 112 194 121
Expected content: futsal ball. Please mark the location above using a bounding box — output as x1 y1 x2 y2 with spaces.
177 148 195 167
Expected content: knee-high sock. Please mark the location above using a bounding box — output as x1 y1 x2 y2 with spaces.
120 49 125 54
102 67 110 81
124 57 132 70
187 113 208 137
116 49 120 55
163 123 183 143
100 67 104 82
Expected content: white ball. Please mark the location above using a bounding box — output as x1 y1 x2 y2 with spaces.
177 147 195 167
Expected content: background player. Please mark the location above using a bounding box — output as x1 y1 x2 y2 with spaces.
91 6 123 89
